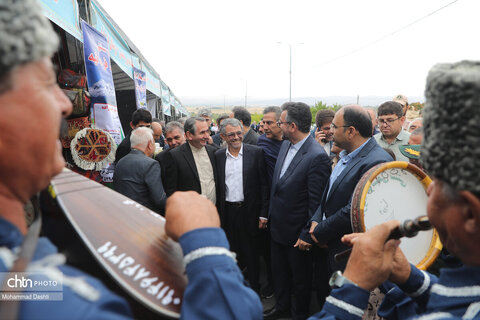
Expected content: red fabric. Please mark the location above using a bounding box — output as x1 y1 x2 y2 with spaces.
61 117 90 148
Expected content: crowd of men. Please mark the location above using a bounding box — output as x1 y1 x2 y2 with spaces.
2 1 479 319
111 90 432 319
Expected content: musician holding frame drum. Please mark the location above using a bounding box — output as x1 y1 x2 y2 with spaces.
161 61 480 320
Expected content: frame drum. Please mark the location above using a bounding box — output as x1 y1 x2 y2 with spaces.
351 161 442 270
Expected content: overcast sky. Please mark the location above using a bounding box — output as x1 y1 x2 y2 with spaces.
98 0 478 104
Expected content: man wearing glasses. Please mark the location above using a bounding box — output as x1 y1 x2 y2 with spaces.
374 101 411 161
265 102 331 319
215 118 269 296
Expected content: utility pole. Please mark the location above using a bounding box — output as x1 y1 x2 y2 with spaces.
277 42 303 102
245 80 248 108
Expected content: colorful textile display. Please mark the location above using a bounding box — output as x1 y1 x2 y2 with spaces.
61 116 90 148
70 128 116 171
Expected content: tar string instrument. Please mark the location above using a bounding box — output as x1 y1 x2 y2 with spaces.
47 168 187 319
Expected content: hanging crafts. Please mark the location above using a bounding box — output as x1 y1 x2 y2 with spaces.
70 128 116 171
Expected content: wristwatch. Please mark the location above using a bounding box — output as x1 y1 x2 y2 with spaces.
329 271 358 288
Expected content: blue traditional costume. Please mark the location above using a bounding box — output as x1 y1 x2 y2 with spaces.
0 218 132 319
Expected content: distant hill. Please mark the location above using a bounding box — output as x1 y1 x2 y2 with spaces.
184 95 425 114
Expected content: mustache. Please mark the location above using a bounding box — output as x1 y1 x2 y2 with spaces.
60 118 68 138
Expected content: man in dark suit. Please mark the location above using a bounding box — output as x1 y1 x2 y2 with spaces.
163 117 218 204
155 121 185 188
115 108 152 163
211 114 229 148
113 127 167 214
230 106 259 145
215 118 269 294
264 102 331 320
309 105 393 272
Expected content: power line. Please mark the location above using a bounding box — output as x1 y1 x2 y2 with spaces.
308 0 460 69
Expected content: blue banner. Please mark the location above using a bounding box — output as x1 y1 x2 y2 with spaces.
90 1 133 79
82 21 124 144
40 0 82 41
133 67 147 109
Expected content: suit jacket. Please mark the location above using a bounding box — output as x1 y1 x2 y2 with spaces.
243 128 259 145
269 135 331 246
311 138 393 269
154 148 172 188
113 149 167 213
163 142 218 198
215 144 269 234
114 132 131 163
212 133 222 148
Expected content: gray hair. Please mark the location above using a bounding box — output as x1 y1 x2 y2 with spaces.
422 60 480 195
184 117 206 135
130 127 154 149
177 117 187 125
198 108 212 118
219 118 242 135
411 127 423 136
0 0 59 84
165 121 184 134
263 106 281 120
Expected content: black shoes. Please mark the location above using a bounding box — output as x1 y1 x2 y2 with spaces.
263 306 291 319
261 284 274 299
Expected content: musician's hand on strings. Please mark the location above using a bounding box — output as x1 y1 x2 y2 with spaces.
294 238 312 251
343 220 401 292
165 191 220 241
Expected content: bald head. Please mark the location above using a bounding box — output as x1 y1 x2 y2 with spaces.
341 105 373 138
151 122 163 141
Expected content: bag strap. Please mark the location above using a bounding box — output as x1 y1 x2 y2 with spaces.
0 194 42 320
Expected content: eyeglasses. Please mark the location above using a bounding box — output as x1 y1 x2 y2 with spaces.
378 117 400 125
226 131 243 139
330 122 350 130
277 120 292 127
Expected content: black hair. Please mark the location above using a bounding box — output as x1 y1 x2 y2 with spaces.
131 109 152 126
281 102 312 133
232 106 252 127
377 101 403 118
343 106 373 138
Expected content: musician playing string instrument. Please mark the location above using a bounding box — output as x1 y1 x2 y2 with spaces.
0 0 132 318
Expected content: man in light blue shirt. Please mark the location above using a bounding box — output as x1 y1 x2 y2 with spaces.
265 102 331 319
309 105 392 272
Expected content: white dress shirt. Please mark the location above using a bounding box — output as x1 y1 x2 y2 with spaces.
279 134 309 179
225 144 244 202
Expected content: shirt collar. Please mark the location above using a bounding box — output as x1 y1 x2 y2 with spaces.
290 134 309 151
189 142 205 153
339 138 371 161
396 129 410 141
226 143 243 158
381 129 409 142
